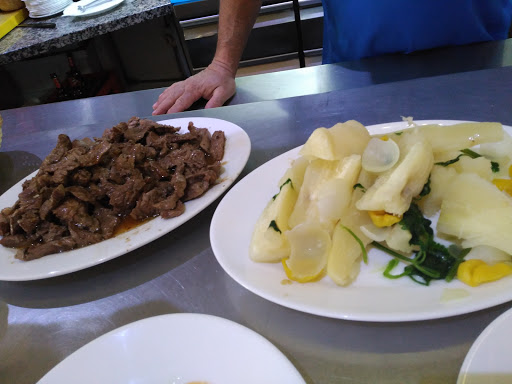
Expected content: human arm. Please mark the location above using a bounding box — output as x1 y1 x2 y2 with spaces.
152 0 262 115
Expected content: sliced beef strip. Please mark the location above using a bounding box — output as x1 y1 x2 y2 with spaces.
183 168 221 201
130 186 168 220
209 131 226 161
70 169 92 186
40 184 66 220
161 200 185 219
66 186 96 204
188 122 211 152
80 140 112 167
0 234 32 248
40 134 72 168
145 131 167 151
124 117 152 143
53 198 100 232
17 237 77 261
17 210 41 234
105 174 146 214
153 173 187 212
94 207 121 238
35 222 68 243
69 227 104 248
103 121 128 143
0 214 10 236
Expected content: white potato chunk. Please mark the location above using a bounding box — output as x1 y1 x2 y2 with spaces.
420 165 457 217
278 156 310 191
385 225 415 254
299 120 371 160
452 156 494 181
329 120 372 160
464 245 512 264
356 131 434 215
437 172 512 254
327 203 372 286
289 155 362 229
249 179 298 262
288 159 337 228
416 122 503 153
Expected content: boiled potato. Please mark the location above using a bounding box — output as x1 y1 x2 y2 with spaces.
278 156 309 190
385 225 415 254
299 120 371 160
327 202 372 286
420 165 457 216
312 155 362 229
356 131 434 215
329 120 372 160
299 127 334 160
288 159 338 228
288 155 361 230
452 156 494 181
249 178 298 262
416 122 503 153
464 245 511 264
437 172 512 254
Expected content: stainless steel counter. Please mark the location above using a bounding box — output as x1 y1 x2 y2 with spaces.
0 61 512 383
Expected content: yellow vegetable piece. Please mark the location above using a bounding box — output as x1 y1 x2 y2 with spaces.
457 259 512 287
282 222 331 283
492 178 512 196
281 259 324 283
368 210 402 228
509 164 512 178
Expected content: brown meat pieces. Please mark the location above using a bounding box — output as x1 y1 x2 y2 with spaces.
0 117 226 261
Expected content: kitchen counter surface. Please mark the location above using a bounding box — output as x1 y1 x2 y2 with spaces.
0 0 174 65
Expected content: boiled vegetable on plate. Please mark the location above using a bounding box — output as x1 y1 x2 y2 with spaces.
249 119 512 287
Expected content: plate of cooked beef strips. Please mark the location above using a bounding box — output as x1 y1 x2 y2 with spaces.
0 117 251 281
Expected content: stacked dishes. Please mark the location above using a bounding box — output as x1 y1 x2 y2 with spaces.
23 0 72 18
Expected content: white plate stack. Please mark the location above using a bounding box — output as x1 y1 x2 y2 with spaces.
23 0 72 18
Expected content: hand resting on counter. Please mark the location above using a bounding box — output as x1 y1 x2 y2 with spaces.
152 60 236 115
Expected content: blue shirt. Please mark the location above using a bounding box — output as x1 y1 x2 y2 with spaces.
322 0 512 63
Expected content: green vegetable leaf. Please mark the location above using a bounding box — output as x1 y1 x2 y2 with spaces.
353 183 366 193
435 148 500 173
376 203 469 286
418 176 431 198
268 220 281 233
273 178 293 200
340 224 368 264
435 154 464 167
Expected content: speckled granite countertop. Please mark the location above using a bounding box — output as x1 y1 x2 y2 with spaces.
0 0 174 65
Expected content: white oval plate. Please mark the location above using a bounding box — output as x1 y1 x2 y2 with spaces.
36 313 305 384
0 117 250 281
458 306 512 384
62 0 124 17
210 120 512 322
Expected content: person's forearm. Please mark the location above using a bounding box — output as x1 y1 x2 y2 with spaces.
212 0 262 76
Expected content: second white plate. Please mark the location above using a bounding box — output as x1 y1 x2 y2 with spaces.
37 313 306 384
210 120 512 322
0 117 250 281
458 306 512 384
